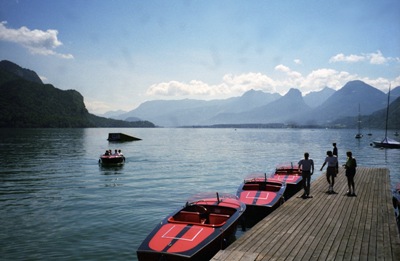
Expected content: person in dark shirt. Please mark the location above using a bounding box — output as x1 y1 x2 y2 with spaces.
333 142 338 174
332 143 338 157
344 151 357 197
298 152 314 199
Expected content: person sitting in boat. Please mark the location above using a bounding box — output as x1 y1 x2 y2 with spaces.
118 149 123 156
114 149 119 155
104 150 110 156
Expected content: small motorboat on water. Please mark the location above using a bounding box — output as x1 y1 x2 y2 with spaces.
270 163 303 199
99 154 125 165
137 192 246 261
236 172 286 227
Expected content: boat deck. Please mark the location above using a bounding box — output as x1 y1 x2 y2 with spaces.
212 167 400 261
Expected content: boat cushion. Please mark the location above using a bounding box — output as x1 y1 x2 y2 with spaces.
174 211 202 223
209 213 230 226
243 183 259 190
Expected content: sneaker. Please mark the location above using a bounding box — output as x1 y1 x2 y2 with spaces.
351 193 357 197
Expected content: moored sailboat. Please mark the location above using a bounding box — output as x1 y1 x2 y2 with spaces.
371 86 400 148
355 104 363 139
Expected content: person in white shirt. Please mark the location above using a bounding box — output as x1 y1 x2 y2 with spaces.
320 150 338 194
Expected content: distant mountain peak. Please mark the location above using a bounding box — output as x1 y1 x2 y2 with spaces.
284 88 302 98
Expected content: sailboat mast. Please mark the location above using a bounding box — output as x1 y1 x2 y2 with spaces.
358 104 361 132
385 85 391 139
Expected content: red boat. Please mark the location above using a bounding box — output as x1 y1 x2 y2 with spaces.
270 163 303 199
98 154 125 165
137 193 246 261
236 172 286 227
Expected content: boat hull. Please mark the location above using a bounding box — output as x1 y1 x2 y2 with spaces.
137 223 236 261
99 155 125 165
271 164 303 199
372 136 400 148
236 175 286 227
137 194 245 261
372 141 400 149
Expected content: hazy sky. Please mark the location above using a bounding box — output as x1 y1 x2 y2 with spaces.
1 0 399 114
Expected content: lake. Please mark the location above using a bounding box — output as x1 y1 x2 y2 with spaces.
1 128 399 260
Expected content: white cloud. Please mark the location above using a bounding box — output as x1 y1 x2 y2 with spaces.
329 53 365 63
222 72 276 93
146 80 223 96
294 59 302 65
147 72 279 98
145 64 399 99
368 50 386 65
329 50 398 65
275 64 290 73
0 21 73 59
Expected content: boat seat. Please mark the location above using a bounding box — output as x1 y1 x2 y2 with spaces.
174 211 205 224
209 213 230 226
243 183 259 190
265 185 281 192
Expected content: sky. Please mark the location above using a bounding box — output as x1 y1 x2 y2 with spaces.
0 0 399 115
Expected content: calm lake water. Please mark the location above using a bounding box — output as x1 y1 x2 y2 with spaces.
1 128 399 260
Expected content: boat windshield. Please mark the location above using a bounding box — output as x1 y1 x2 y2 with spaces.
243 172 269 182
276 162 299 170
186 192 238 204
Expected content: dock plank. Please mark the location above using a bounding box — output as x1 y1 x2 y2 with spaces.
212 167 400 261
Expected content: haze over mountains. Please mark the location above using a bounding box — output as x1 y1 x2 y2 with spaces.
107 81 400 128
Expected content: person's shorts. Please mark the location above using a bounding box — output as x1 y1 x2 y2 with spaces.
327 167 336 177
345 171 356 178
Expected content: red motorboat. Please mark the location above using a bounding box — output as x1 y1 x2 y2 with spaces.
98 154 125 165
236 172 286 227
270 163 303 199
137 193 246 261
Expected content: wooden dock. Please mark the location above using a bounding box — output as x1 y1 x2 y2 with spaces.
212 167 400 261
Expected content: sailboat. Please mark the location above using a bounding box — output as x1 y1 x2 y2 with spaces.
355 104 363 139
371 86 400 148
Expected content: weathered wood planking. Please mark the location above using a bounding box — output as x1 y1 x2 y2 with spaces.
212 167 400 261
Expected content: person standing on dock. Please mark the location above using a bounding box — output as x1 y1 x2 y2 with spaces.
298 152 314 199
332 143 338 157
320 151 338 194
332 143 339 174
344 151 357 196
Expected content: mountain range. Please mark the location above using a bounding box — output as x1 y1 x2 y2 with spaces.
1 59 398 130
107 81 400 129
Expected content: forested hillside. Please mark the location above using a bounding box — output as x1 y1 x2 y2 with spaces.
0 60 155 128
